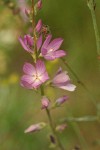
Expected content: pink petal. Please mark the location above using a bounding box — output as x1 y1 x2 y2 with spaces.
19 36 33 53
24 35 33 47
42 50 56 60
59 83 76 91
53 50 66 58
41 48 48 55
24 124 40 133
47 38 63 51
36 60 46 76
23 63 36 75
40 72 49 83
43 54 55 60
21 75 35 84
19 36 29 51
43 50 66 60
53 72 70 84
32 78 42 88
24 122 46 133
37 35 42 50
41 34 52 49
35 19 42 33
20 80 33 89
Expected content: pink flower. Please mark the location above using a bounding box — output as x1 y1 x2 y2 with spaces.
35 19 42 33
52 68 76 91
24 122 46 133
55 96 68 106
41 96 50 109
19 35 34 53
21 60 49 89
41 34 66 60
19 33 42 53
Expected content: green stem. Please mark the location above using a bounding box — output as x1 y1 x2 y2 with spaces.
87 0 100 55
40 87 65 150
32 0 37 62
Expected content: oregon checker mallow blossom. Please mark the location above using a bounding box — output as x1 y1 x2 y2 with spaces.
41 34 66 60
52 68 76 91
19 20 42 53
21 60 49 89
19 34 34 53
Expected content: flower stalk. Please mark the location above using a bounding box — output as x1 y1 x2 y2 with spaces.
19 0 76 149
87 0 100 56
40 87 65 150
32 0 37 61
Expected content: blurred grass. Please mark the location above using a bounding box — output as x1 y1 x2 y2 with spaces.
0 0 100 149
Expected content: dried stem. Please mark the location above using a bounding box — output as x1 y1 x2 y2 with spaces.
40 87 65 150
87 0 100 56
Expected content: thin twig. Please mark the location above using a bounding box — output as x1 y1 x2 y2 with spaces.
87 0 100 56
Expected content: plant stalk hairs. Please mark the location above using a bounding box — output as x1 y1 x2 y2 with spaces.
19 0 76 149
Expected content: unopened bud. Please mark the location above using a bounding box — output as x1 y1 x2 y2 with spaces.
24 122 46 133
41 96 50 109
37 0 42 10
56 123 67 132
55 95 68 106
25 8 31 17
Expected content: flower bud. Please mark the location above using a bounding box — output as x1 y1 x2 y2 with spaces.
41 96 50 109
37 0 42 10
55 95 68 106
25 8 31 17
56 123 67 132
24 122 46 133
34 0 42 15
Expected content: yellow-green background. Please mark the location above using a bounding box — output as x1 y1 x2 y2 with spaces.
0 0 100 149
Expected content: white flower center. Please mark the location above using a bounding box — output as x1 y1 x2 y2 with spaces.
49 48 53 53
34 74 42 81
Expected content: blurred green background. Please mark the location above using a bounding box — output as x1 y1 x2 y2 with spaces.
0 0 100 149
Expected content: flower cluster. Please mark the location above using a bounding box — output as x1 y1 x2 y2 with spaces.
19 0 76 136
19 20 76 91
